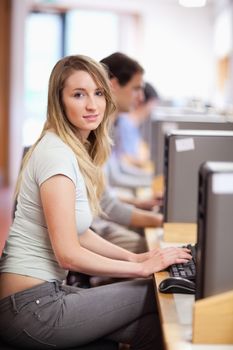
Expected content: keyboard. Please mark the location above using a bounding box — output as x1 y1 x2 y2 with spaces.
168 244 197 281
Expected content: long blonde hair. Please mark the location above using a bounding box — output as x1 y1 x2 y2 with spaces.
15 55 116 215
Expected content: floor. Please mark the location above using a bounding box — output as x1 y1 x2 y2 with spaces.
0 186 13 255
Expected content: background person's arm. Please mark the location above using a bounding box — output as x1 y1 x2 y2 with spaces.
130 207 163 228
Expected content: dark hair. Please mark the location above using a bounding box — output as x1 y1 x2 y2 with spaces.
100 52 144 87
144 82 159 102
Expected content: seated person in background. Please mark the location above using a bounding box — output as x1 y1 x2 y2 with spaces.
114 82 159 174
101 52 154 189
0 54 191 350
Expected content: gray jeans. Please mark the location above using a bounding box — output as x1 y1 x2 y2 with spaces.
0 279 163 350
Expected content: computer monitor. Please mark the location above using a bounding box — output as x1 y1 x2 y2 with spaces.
150 114 233 175
195 161 233 300
164 130 233 222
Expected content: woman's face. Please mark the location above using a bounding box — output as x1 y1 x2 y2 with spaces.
62 70 106 139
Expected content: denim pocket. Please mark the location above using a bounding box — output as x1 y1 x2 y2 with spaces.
27 293 64 326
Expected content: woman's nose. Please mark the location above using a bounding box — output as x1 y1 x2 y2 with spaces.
86 96 97 109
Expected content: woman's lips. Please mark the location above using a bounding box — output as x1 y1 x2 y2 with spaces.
83 114 99 121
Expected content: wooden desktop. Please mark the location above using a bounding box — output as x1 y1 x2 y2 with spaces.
145 224 233 350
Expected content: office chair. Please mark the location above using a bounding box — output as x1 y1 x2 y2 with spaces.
12 146 30 219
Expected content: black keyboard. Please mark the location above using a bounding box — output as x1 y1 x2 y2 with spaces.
168 244 197 281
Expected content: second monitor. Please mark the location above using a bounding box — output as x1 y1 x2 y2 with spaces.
164 129 233 222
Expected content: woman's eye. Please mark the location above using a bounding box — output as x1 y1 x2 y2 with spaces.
96 90 104 96
74 92 84 98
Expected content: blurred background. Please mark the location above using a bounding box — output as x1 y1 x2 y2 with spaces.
1 0 233 188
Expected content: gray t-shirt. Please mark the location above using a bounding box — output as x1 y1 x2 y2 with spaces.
0 132 92 282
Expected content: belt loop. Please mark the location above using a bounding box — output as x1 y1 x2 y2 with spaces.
54 280 59 293
10 295 19 314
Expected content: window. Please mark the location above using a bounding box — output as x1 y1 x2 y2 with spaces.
24 12 62 145
24 9 120 145
65 9 119 61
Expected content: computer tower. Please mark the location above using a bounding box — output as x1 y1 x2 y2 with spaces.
195 161 233 300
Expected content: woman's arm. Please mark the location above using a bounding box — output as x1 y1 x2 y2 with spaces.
79 229 137 262
40 175 191 278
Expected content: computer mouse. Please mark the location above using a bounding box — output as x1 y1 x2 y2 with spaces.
158 277 195 294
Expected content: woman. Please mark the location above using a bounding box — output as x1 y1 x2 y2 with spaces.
0 55 191 349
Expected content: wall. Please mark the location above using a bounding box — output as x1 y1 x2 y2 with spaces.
27 0 216 104
7 0 222 186
213 0 233 109
141 1 215 105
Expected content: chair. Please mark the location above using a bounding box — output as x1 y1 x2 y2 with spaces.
12 146 30 219
0 338 119 350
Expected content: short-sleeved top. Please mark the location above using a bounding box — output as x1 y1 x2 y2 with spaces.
0 132 93 282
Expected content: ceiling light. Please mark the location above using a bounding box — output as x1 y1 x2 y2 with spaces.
179 0 207 7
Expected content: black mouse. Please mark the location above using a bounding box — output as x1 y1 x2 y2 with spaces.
158 277 195 294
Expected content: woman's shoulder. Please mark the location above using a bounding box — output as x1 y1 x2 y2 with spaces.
31 132 78 174
30 132 81 185
35 132 75 159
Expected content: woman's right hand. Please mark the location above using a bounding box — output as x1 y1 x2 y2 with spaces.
142 247 192 276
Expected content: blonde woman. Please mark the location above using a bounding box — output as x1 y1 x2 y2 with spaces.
0 55 191 349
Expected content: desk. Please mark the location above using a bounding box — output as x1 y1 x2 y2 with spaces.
145 226 233 350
